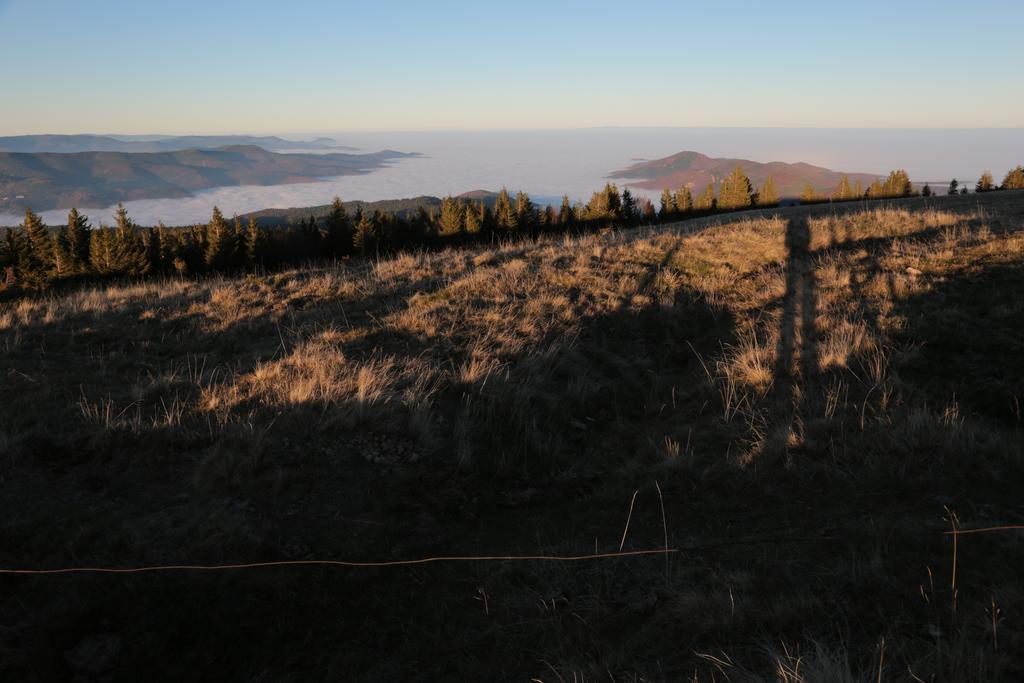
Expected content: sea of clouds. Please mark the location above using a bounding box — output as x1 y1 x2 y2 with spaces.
2 128 1021 227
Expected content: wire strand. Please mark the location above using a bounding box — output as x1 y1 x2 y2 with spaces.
0 548 677 576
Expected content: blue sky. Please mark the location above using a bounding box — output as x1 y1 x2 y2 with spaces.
1 0 1022 134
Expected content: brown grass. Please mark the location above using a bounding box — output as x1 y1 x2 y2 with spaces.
2 191 1024 680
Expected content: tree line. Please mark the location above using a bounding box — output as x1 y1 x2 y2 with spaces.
2 164 1022 293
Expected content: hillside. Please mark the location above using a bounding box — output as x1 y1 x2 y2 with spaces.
0 134 357 154
611 150 880 197
239 190 500 227
0 146 417 212
2 191 1023 680
240 196 444 227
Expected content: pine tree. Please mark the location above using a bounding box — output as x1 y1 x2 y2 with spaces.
717 166 753 210
621 188 638 224
558 195 573 226
758 176 779 206
882 169 913 197
1 227 26 279
921 183 932 197
675 186 693 213
493 187 518 232
300 214 322 260
515 191 535 233
56 208 91 276
89 226 117 275
659 188 675 220
353 212 379 255
695 184 716 211
834 175 854 201
976 171 995 193
110 204 148 276
324 196 352 257
948 179 959 195
156 222 178 273
205 206 235 271
18 208 54 287
1002 165 1024 190
463 202 483 235
438 196 465 236
143 227 161 274
800 184 819 204
245 218 268 269
586 183 622 221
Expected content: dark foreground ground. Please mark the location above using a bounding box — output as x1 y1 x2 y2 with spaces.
2 191 1023 681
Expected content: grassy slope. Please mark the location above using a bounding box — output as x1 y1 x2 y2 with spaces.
2 192 1023 681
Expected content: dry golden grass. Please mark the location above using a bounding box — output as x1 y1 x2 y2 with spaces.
2 191 1024 680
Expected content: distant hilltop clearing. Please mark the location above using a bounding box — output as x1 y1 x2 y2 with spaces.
0 146 419 213
611 150 880 198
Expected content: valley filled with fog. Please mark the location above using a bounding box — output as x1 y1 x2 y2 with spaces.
3 127 1020 226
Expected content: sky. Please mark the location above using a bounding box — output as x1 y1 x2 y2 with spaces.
1 0 1022 135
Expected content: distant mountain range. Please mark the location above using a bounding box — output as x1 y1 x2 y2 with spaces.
0 146 418 212
610 151 880 198
0 134 357 154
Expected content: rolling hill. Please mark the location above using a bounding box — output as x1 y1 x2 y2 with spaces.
0 134 357 154
0 146 417 212
3 191 1023 680
240 191 500 227
610 150 881 197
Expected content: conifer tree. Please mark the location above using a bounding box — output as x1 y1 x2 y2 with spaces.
1 227 26 279
675 186 693 213
324 196 352 257
695 184 716 211
205 206 235 271
882 169 913 197
89 226 117 275
717 166 753 210
976 171 995 193
948 179 959 195
245 218 268 269
111 204 148 276
921 183 932 197
463 202 482 235
586 183 622 221
353 212 379 255
659 188 675 219
438 196 465 236
156 222 178 273
59 208 91 276
493 187 518 232
18 208 54 286
621 188 638 223
300 214 322 259
758 176 779 206
515 191 535 233
1002 165 1024 190
558 195 573 226
800 184 819 204
834 175 854 201
143 227 161 274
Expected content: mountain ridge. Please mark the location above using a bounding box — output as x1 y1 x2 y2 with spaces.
611 150 881 197
0 134 358 154
0 146 418 212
